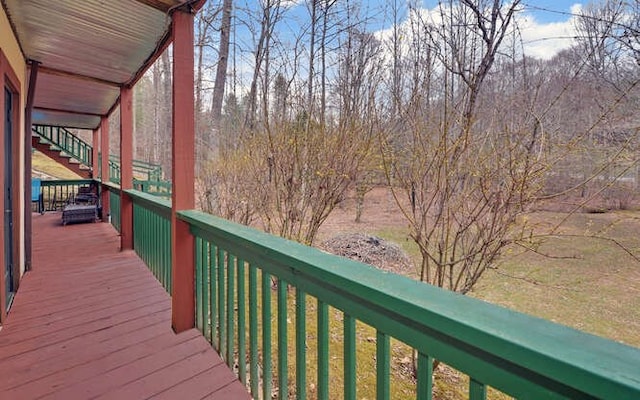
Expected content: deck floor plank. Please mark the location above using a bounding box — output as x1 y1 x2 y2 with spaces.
0 213 250 399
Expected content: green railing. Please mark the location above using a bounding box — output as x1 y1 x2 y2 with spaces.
33 124 165 187
40 179 95 211
101 191 640 399
177 210 640 400
129 190 172 293
133 179 172 197
107 186 121 233
109 154 163 182
33 125 92 166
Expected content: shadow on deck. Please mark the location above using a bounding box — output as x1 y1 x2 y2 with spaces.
0 213 250 399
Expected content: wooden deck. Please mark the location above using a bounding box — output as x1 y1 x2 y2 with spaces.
0 213 251 399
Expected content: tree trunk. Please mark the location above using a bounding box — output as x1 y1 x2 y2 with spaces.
211 0 233 133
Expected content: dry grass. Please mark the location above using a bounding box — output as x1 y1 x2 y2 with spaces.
32 150 82 179
315 187 640 399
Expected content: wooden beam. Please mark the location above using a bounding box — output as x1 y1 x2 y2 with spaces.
119 87 134 250
100 117 111 222
24 61 39 272
34 106 103 118
171 9 196 333
133 0 181 13
126 0 206 89
37 65 121 87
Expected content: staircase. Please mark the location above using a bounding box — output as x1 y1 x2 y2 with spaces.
32 125 92 178
31 125 164 184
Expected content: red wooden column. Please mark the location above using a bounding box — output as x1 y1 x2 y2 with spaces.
120 87 134 250
171 9 196 333
100 117 110 222
91 128 99 177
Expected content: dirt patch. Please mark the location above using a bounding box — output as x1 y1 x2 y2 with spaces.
318 187 409 242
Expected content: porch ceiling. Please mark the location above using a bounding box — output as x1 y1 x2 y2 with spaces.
3 0 188 130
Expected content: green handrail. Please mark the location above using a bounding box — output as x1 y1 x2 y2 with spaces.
177 209 640 400
110 190 640 399
32 124 164 183
40 179 95 211
32 125 92 166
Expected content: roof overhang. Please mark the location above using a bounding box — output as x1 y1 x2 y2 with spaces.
2 0 203 130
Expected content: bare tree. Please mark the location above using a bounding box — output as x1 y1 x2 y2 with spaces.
210 0 233 132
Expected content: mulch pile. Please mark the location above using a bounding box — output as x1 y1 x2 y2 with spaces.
321 233 414 275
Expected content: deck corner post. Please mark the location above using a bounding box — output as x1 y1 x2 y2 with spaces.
91 128 99 177
120 86 134 250
100 116 110 222
170 9 196 333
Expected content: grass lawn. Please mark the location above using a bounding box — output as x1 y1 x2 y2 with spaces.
367 210 640 398
32 150 82 179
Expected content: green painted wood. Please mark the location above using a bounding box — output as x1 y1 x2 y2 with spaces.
178 209 640 399
195 237 203 331
130 197 171 294
376 331 390 400
209 243 217 346
249 263 259 398
469 378 487 400
237 257 247 384
227 254 236 367
40 179 94 211
344 314 356 400
203 240 211 341
124 189 171 219
218 246 226 358
317 300 329 400
277 279 288 400
262 271 273 400
108 189 121 233
33 126 165 185
417 353 433 400
295 288 306 400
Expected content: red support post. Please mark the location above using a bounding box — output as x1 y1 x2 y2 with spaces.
120 87 134 250
100 117 110 222
92 129 99 177
171 9 196 333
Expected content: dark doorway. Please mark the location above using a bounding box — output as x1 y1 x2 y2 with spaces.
4 86 15 310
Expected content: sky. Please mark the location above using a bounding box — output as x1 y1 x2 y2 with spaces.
276 0 587 60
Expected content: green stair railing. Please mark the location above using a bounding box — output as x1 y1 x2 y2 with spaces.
33 124 169 196
32 125 92 167
120 189 640 400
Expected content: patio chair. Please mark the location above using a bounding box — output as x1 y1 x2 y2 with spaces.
31 178 44 214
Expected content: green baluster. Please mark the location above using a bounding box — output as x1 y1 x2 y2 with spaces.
376 331 390 400
237 257 247 384
277 278 288 399
417 352 433 400
262 271 273 400
317 300 329 400
296 288 306 400
344 314 356 400
249 263 259 398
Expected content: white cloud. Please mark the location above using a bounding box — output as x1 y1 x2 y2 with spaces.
372 3 583 61
517 4 582 60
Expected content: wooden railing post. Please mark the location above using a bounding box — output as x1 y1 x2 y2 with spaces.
120 87 134 250
100 116 110 222
171 8 196 333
